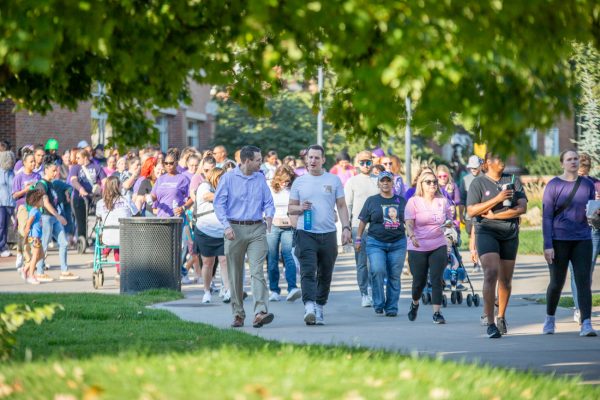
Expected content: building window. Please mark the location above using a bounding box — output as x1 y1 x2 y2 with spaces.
544 126 559 156
526 128 538 152
155 116 169 152
187 120 199 148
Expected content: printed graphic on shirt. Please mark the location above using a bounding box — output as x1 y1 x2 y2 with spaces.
323 185 333 194
382 204 401 229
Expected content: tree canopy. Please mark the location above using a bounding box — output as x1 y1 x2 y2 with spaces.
1 1 598 154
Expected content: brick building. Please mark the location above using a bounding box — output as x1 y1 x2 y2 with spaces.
0 81 216 153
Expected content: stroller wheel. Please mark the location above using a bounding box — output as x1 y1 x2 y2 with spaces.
466 294 473 307
99 269 105 287
473 294 481 307
77 237 87 254
421 293 428 304
451 291 457 304
92 272 99 289
457 291 463 304
442 295 447 308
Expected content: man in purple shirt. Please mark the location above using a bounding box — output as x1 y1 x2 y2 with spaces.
214 145 276 328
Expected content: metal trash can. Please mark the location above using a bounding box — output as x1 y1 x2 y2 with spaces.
119 217 182 294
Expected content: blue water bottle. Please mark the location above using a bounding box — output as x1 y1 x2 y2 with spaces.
303 209 312 231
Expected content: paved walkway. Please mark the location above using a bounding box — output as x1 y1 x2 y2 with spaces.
1 247 599 383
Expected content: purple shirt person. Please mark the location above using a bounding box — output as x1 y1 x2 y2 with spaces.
150 153 191 217
67 151 106 199
12 154 40 209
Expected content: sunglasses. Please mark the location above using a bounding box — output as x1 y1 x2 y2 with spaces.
164 161 175 166
423 179 438 186
358 160 372 166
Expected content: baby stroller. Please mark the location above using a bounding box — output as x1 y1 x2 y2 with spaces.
71 194 99 254
421 227 481 307
92 219 119 289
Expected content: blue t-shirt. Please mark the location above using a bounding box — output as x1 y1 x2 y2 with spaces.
28 207 42 238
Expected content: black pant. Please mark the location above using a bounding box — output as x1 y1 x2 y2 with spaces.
72 196 88 239
546 239 593 320
408 245 447 305
295 230 338 306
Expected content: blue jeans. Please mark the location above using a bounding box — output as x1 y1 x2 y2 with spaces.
36 215 68 274
266 226 297 293
570 229 599 309
443 267 466 283
366 236 407 313
353 227 370 295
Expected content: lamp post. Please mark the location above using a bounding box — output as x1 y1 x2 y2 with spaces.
405 97 412 186
317 66 324 146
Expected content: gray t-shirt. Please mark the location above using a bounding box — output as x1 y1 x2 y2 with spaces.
290 172 344 233
345 173 379 227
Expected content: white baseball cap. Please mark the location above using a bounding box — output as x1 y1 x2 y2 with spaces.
77 140 90 149
467 155 482 169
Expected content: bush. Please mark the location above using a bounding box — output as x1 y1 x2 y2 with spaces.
524 155 562 176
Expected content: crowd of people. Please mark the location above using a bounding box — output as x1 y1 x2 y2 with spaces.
0 138 597 338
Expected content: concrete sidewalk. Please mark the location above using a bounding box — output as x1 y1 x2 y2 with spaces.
1 248 599 383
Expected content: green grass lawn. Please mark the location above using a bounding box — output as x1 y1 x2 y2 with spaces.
1 290 599 399
536 294 600 308
460 229 543 255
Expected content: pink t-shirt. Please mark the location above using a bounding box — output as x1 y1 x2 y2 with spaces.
404 196 452 252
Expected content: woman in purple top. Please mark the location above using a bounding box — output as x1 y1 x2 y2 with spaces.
11 153 41 269
150 152 192 217
68 149 107 241
542 150 597 337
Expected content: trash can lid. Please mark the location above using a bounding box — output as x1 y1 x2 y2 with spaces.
119 217 183 224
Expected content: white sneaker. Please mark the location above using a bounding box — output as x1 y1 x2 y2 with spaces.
286 288 302 302
181 276 195 285
269 291 281 302
480 315 488 326
59 272 79 280
315 304 324 325
361 294 372 307
543 315 555 334
304 301 316 325
218 286 225 298
15 253 23 269
574 309 581 325
0 250 11 257
202 291 212 304
26 276 40 285
580 319 597 337
222 289 231 304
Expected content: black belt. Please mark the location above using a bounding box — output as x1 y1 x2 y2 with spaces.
229 220 263 225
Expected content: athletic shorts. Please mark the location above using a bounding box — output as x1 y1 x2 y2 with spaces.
28 237 42 249
476 230 519 260
193 228 224 257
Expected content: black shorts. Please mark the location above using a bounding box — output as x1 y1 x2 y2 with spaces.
193 228 224 257
476 230 519 260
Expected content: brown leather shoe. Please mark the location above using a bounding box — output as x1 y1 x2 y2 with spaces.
231 315 244 328
253 312 274 328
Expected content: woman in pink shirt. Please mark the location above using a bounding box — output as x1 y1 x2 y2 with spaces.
404 170 453 324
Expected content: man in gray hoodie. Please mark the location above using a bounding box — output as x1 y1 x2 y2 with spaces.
345 150 380 307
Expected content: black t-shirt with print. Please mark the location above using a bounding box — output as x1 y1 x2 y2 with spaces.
466 173 527 239
358 194 406 243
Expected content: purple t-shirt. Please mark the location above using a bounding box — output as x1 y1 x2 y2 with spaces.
176 165 187 174
151 173 190 217
12 171 41 208
542 177 595 249
68 163 106 197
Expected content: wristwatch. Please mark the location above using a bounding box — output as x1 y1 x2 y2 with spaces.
342 226 351 232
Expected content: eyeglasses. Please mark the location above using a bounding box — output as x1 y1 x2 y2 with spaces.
358 160 372 166
437 174 449 179
164 161 175 166
423 179 438 186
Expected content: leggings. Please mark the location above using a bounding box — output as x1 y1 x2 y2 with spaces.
546 240 593 321
408 245 447 305
73 196 88 239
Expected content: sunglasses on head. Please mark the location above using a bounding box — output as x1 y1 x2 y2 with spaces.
164 161 175 165
358 160 372 166
423 179 438 186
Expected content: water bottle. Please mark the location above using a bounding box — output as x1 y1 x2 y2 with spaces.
172 200 179 216
303 209 312 231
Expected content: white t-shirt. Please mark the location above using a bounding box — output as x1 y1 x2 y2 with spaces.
95 196 138 246
270 187 290 219
195 182 224 238
290 172 344 233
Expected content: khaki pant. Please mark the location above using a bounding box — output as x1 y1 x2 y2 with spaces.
225 223 269 319
16 205 32 264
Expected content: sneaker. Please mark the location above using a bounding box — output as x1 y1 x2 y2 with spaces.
445 284 452 291
315 304 324 325
0 250 11 257
385 312 398 317
543 315 555 334
304 302 316 325
375 308 384 315
361 294 372 307
487 323 502 339
202 291 212 304
26 276 40 285
59 272 80 280
181 276 195 285
480 315 488 326
433 312 446 324
286 288 302 302
36 273 54 283
497 317 508 335
574 309 581 325
408 302 419 321
210 281 219 294
456 284 466 291
580 319 598 337
44 262 51 270
222 290 231 304
15 253 23 269
269 291 281 302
